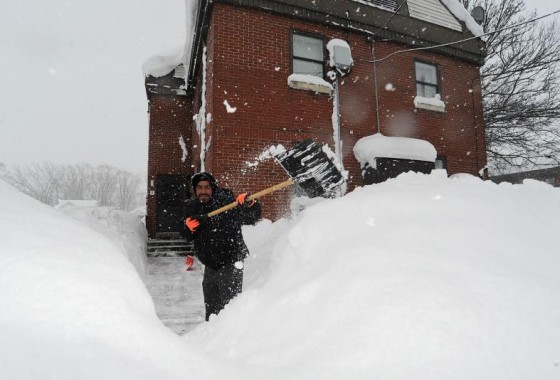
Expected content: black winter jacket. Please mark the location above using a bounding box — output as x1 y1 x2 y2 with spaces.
181 188 261 269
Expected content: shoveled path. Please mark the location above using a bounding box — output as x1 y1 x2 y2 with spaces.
144 256 205 335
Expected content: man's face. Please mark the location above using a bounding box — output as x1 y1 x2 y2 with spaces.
195 180 213 203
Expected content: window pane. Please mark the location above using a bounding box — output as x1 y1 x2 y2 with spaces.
417 83 437 98
293 34 323 61
293 59 323 77
415 62 437 85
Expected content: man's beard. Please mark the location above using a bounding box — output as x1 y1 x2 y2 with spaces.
198 194 210 203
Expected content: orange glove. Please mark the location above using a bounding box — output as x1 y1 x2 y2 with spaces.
185 217 200 232
236 192 255 207
185 255 194 271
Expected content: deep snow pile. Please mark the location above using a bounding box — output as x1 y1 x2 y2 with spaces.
54 202 148 277
192 171 560 380
0 180 228 380
1 172 560 380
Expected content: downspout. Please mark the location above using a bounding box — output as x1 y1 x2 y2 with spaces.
197 46 208 171
187 0 212 90
370 38 382 134
470 80 479 171
470 77 487 178
327 37 353 172
332 78 343 165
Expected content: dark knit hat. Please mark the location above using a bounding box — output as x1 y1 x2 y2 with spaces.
191 172 217 190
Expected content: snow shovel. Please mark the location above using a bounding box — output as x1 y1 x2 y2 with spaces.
207 139 345 217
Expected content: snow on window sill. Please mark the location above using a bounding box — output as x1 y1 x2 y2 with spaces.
288 74 333 95
414 95 446 113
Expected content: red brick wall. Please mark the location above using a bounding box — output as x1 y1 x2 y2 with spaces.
370 42 487 175
146 95 193 237
184 4 486 220
146 4 487 224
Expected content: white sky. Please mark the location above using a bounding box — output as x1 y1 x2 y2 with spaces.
2 171 560 379
525 0 559 16
0 0 557 173
0 0 187 173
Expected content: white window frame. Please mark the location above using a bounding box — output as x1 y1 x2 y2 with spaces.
289 31 331 94
414 60 445 112
291 31 325 78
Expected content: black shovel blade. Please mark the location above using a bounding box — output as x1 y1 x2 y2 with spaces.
275 139 345 198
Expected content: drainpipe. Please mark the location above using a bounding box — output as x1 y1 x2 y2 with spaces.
370 38 381 134
198 47 208 172
327 37 353 170
332 77 343 165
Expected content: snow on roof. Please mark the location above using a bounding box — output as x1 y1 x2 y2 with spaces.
142 0 198 78
353 133 437 168
142 45 185 78
439 0 485 37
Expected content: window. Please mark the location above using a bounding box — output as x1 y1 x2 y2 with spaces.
434 156 447 170
292 32 324 78
415 61 440 98
365 0 398 12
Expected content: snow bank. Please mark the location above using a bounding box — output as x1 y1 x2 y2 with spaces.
0 180 228 380
189 171 560 380
2 171 560 380
55 202 148 277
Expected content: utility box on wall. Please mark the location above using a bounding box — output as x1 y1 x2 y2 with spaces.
362 158 435 185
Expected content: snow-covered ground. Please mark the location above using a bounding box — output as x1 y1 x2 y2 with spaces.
1 172 559 379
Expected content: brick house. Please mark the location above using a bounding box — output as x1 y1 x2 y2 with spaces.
144 0 487 239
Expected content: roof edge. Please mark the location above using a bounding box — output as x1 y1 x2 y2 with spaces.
185 0 487 91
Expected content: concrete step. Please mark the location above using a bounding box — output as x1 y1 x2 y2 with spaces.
147 239 193 257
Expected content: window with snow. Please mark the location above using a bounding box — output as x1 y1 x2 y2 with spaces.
292 32 324 78
415 60 439 98
414 60 445 112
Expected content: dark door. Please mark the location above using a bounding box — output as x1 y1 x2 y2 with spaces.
156 175 191 233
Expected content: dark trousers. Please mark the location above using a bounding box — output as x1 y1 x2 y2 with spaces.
202 263 243 321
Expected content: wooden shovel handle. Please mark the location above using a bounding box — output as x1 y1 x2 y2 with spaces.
207 178 294 217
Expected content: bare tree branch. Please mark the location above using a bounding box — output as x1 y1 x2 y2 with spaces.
462 0 560 174
4 163 144 211
9 163 62 206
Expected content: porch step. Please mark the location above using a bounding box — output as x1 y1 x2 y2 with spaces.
147 238 193 257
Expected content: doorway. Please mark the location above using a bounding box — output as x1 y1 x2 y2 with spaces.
156 174 191 235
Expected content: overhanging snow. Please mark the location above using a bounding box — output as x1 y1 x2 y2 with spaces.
353 133 437 168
